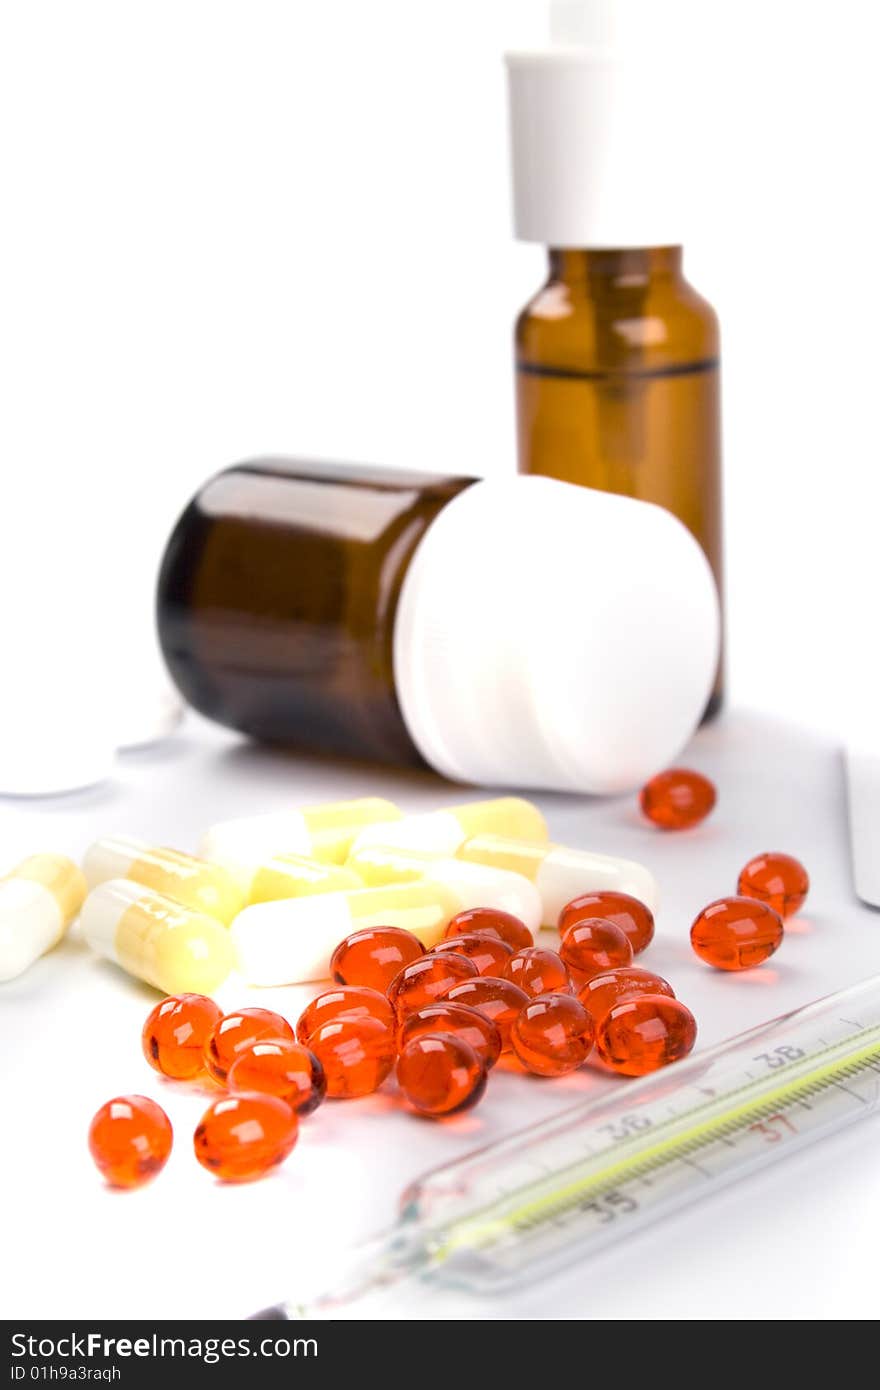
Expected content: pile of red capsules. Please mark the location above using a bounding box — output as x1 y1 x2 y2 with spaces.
88 888 695 1190
87 769 811 1187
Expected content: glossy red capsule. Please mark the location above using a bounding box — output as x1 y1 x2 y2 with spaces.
203 1008 295 1085
503 946 571 998
430 932 514 977
398 1002 502 1070
443 907 533 952
141 993 223 1081
387 953 478 1020
690 896 784 971
577 966 675 1024
330 926 424 991
308 1015 396 1098
511 993 595 1077
227 1038 326 1116
595 996 697 1076
296 985 395 1045
558 891 655 956
559 918 633 980
639 768 716 830
193 1092 298 1181
88 1095 173 1189
737 852 809 919
397 1033 487 1117
445 975 530 1050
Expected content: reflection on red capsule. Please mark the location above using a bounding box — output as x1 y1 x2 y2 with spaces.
596 996 697 1076
690 896 784 971
397 1033 487 1116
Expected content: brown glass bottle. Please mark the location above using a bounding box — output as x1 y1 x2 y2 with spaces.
515 246 723 714
157 459 473 765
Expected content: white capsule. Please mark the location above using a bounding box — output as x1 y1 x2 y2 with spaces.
0 855 87 982
231 880 462 986
346 844 542 931
457 834 658 927
80 879 235 995
349 796 548 857
199 796 402 873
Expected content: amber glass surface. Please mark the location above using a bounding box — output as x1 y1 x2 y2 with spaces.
516 247 723 712
157 459 474 762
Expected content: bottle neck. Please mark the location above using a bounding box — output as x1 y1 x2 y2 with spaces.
548 246 683 290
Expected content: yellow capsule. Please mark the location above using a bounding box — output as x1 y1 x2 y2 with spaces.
246 853 361 905
83 835 245 924
457 834 658 927
349 797 548 857
80 880 235 995
0 854 87 982
231 881 462 986
345 844 542 930
199 796 402 871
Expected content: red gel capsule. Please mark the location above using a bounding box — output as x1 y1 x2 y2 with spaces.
387 953 478 1020
88 1095 173 1189
398 1002 502 1070
227 1038 326 1116
142 993 223 1081
308 1016 396 1098
690 896 784 971
559 918 633 980
503 946 571 997
193 1092 298 1181
430 932 514 977
511 993 595 1077
639 768 716 830
397 1033 487 1117
596 996 697 1076
578 966 675 1024
737 852 809 919
558 891 655 956
204 1008 295 1084
296 985 395 1045
330 926 424 992
443 907 533 952
445 975 530 1051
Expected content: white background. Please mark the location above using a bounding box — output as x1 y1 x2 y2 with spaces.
2 0 880 1325
1 0 879 735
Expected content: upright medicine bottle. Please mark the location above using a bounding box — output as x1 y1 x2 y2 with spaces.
157 458 718 796
507 5 724 713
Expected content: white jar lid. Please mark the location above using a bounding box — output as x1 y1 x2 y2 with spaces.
393 475 720 796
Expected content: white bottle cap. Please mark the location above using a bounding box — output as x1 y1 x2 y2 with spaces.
393 475 719 796
506 1 686 247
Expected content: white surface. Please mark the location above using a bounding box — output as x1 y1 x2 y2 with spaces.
1 709 879 1320
395 476 719 792
2 0 880 748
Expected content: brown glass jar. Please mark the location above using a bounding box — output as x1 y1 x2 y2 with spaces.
157 459 473 765
515 246 723 714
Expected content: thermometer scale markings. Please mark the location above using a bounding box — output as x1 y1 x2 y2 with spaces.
439 1021 880 1258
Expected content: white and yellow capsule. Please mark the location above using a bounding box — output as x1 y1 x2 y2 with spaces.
231 880 466 986
0 854 87 982
83 836 246 923
244 853 361 905
80 880 235 995
349 797 548 858
457 834 658 927
199 796 402 871
345 844 541 929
